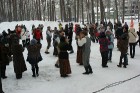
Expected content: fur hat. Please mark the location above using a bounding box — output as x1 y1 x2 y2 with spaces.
30 39 37 45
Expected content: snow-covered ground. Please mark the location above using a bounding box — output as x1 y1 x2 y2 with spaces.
0 20 140 93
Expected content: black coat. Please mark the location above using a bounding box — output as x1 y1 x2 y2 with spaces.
59 42 70 59
27 44 42 65
0 44 9 66
12 44 27 74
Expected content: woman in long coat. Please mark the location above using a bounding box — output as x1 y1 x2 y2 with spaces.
12 42 27 79
58 36 71 77
27 39 42 77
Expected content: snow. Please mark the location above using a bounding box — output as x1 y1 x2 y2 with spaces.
0 20 140 93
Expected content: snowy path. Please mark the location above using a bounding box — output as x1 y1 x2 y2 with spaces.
0 21 140 93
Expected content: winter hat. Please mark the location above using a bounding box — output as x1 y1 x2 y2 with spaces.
100 32 106 38
30 39 37 45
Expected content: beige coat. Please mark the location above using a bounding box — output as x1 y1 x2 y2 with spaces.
129 28 137 43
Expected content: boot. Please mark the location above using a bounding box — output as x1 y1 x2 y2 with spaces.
117 63 122 68
123 65 127 68
1 67 7 79
88 65 93 74
32 69 36 77
69 50 74 54
55 64 59 68
36 67 39 77
45 49 50 54
16 74 22 79
83 67 89 75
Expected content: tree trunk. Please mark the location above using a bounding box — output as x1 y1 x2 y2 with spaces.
97 0 99 23
91 0 95 23
122 0 125 23
76 0 79 22
100 0 105 22
115 0 119 22
81 0 84 24
74 0 77 22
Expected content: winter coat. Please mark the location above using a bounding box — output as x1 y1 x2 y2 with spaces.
46 30 52 41
59 42 70 59
128 28 137 43
118 32 129 54
27 44 42 65
34 29 43 40
106 31 114 49
26 31 30 39
82 36 91 67
99 38 109 52
99 32 109 52
107 34 114 49
20 29 26 40
12 44 27 74
0 43 9 66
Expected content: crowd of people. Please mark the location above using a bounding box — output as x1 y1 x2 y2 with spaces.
0 20 140 93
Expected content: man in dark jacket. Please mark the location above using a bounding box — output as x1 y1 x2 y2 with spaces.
117 26 129 68
68 23 74 54
0 34 5 93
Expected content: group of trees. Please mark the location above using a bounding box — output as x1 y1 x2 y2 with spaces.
0 0 140 23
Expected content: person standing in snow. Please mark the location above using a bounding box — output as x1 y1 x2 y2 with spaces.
64 24 69 38
26 30 30 47
106 27 114 62
128 24 137 58
116 22 124 49
32 24 36 38
27 39 42 77
78 31 93 74
34 28 43 44
117 26 129 68
76 25 83 65
45 26 52 54
108 21 113 32
54 31 65 68
12 37 27 79
58 36 71 77
0 34 5 93
136 26 140 46
0 33 10 79
53 27 59 56
99 32 109 68
20 26 27 48
68 23 74 54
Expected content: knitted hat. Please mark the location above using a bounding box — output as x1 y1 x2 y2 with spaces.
30 39 37 45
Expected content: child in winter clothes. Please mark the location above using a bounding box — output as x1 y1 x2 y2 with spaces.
45 26 52 54
99 32 109 68
106 27 114 62
27 39 42 77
